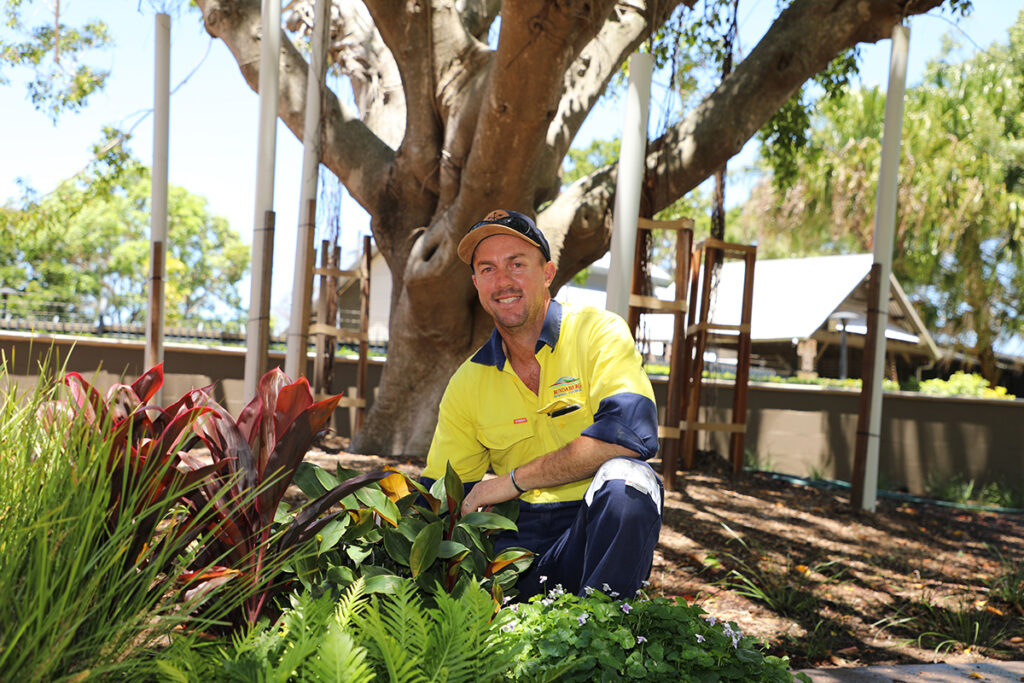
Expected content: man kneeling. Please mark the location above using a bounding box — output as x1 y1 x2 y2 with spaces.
420 209 663 599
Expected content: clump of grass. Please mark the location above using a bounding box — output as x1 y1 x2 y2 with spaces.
874 595 1013 655
986 546 1024 614
0 361 232 680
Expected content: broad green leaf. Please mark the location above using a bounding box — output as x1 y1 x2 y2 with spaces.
409 521 443 578
443 461 464 508
458 511 517 531
437 540 469 559
363 572 404 594
355 486 401 527
383 528 412 567
317 517 349 555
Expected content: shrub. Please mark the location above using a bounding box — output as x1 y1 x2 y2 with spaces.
500 585 806 681
919 371 1015 399
288 461 534 604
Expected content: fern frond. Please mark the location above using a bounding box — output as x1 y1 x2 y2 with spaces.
303 621 374 683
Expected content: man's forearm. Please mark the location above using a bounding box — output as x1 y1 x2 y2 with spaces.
459 436 638 514
513 436 636 492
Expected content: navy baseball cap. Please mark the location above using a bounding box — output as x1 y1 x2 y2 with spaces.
457 209 552 264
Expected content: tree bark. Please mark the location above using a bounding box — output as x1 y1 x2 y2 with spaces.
197 0 948 455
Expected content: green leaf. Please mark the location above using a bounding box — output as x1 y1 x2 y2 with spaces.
382 528 412 567
437 540 469 559
458 511 517 531
444 461 464 509
317 517 349 555
409 521 443 578
363 572 404 594
326 564 355 588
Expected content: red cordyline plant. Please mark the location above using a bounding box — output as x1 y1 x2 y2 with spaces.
179 367 387 628
47 364 224 571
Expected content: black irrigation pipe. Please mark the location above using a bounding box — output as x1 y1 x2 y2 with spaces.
749 470 1024 516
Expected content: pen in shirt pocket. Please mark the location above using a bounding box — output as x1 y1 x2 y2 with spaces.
548 405 581 418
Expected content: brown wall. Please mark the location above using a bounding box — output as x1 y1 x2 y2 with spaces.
3 332 1020 496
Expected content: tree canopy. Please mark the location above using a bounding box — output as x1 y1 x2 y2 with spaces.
738 10 1024 381
0 135 250 331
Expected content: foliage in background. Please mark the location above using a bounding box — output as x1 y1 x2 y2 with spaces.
918 371 1015 399
0 0 111 120
0 132 249 330
739 10 1024 383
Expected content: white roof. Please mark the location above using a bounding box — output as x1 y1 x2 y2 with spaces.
556 253 936 354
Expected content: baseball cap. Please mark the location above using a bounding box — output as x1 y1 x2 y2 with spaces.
457 209 552 264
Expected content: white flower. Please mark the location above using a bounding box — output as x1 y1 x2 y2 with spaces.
583 586 595 596
577 612 590 625
696 634 705 643
610 591 620 599
637 635 647 643
642 580 651 588
602 583 612 592
541 598 553 606
539 575 548 584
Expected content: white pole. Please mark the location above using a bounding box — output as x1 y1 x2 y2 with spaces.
285 0 329 380
244 0 282 401
606 53 653 319
146 12 170 406
861 23 910 512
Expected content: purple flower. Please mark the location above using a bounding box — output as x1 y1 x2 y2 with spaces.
621 602 632 614
696 634 705 643
637 636 647 643
578 612 590 625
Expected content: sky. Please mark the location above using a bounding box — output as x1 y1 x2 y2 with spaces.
2 1 1023 333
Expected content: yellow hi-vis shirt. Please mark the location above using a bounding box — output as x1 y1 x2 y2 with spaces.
423 301 659 504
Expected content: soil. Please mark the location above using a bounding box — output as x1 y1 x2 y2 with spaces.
306 437 1024 671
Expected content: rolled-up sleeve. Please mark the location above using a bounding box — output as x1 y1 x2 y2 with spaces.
579 313 659 459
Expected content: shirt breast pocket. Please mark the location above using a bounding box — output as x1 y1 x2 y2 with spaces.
478 420 533 473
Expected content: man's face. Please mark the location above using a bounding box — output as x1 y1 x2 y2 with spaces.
471 234 556 333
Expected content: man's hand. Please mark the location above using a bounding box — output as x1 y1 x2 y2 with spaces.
460 474 519 516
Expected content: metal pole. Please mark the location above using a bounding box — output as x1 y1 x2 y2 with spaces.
146 12 170 406
860 23 910 512
285 0 329 380
839 321 849 380
244 0 282 401
606 53 653 318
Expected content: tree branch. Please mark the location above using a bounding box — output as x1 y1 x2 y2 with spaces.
198 0 395 217
644 0 946 215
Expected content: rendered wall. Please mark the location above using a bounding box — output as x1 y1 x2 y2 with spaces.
3 333 1020 495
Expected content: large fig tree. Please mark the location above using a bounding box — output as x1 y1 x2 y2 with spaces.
195 0 958 455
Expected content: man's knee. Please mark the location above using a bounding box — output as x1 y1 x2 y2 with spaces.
585 457 663 514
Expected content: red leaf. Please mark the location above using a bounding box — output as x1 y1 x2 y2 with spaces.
130 364 164 405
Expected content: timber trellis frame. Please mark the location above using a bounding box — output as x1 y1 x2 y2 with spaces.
680 238 756 476
626 216 694 492
310 235 371 433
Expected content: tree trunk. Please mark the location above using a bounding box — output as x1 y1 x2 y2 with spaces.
196 0 949 456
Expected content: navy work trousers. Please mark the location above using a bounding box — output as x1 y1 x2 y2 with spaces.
494 457 663 600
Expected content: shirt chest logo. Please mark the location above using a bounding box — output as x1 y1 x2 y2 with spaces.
551 376 583 397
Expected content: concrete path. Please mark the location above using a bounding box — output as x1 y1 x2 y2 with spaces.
796 660 1024 682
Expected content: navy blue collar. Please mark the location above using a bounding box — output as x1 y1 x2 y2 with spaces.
471 300 563 369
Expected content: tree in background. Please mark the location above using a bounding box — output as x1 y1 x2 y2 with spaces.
0 133 250 331
738 11 1024 382
195 0 972 455
1 0 111 120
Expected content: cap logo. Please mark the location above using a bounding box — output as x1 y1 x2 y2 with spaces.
484 209 510 221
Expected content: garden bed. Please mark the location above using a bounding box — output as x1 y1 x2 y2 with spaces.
312 436 1024 671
